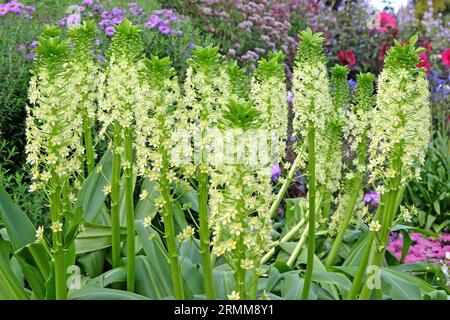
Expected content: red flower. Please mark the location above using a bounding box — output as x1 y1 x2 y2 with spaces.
371 12 398 32
417 52 431 73
441 49 450 67
337 50 356 67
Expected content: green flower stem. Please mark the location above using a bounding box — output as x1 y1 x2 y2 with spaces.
285 192 323 268
250 269 258 300
359 187 405 300
83 114 95 175
347 197 386 300
197 172 216 299
161 145 184 300
325 192 358 269
124 129 135 292
269 156 302 219
325 131 367 269
111 123 122 272
287 222 309 268
50 174 66 300
301 117 316 300
321 189 331 225
261 217 307 264
234 165 247 299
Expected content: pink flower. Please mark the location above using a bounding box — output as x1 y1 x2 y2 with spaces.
372 12 398 32
337 50 356 67
441 49 450 67
0 5 8 16
417 52 431 73
105 26 115 37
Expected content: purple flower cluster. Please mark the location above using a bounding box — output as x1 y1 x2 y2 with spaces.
271 163 282 182
387 232 450 265
144 9 183 35
16 40 37 61
0 1 35 19
57 1 184 37
363 191 380 207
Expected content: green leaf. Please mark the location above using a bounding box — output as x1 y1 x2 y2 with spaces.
213 268 235 300
74 222 127 254
391 225 437 237
280 273 305 300
135 256 172 299
15 242 51 299
135 178 159 220
343 231 370 267
134 221 174 298
0 254 28 300
312 271 352 298
77 249 107 278
75 150 112 222
67 287 150 300
423 290 449 300
0 185 36 250
87 266 126 288
380 267 426 300
399 230 412 263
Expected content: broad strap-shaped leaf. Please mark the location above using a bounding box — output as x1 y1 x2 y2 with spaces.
67 287 150 300
75 221 127 254
0 254 28 299
0 185 35 251
75 150 113 222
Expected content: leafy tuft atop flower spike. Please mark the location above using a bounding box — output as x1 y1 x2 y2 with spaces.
296 27 326 63
108 18 144 61
220 100 261 130
384 34 426 72
251 51 288 161
330 65 350 112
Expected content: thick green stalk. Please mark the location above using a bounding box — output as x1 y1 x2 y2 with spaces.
287 222 309 268
301 117 316 300
161 187 184 299
197 172 216 299
326 130 367 269
50 175 66 300
325 192 358 269
359 187 405 300
347 198 385 300
269 156 302 219
124 129 135 292
321 189 331 225
83 114 95 175
261 217 307 264
111 123 122 271
161 145 184 299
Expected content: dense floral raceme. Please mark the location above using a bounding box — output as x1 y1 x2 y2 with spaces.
250 51 288 164
181 46 232 173
208 107 275 295
368 37 431 194
67 21 99 127
292 28 334 188
135 56 181 192
26 27 84 195
98 19 144 139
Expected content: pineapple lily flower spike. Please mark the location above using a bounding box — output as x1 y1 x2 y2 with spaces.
67 20 99 176
291 27 334 300
98 19 145 292
326 72 375 269
135 55 186 300
27 25 83 300
348 35 431 300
